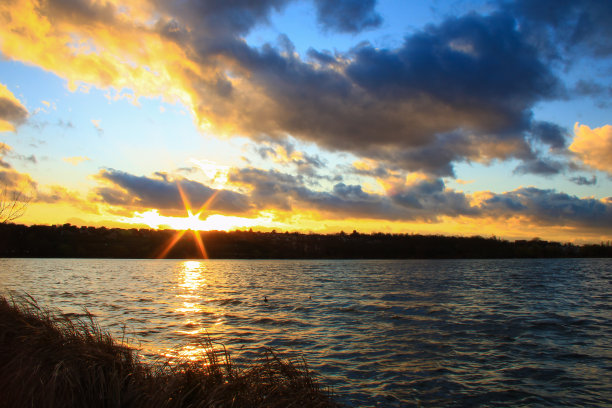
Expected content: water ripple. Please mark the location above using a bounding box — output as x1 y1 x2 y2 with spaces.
1 258 611 407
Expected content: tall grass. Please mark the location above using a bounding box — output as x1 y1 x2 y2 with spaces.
0 294 341 407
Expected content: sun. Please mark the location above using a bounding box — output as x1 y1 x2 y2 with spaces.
154 182 219 259
116 180 279 257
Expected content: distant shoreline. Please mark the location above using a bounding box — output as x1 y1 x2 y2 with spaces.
1 222 610 259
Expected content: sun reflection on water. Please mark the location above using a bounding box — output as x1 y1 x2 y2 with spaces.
180 261 206 290
169 260 228 365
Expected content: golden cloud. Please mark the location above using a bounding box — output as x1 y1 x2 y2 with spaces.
0 0 552 176
63 156 91 165
570 123 612 174
0 0 197 114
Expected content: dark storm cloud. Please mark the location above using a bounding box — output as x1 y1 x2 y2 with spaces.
111 0 563 176
346 13 558 113
314 0 381 33
529 121 568 149
306 48 338 66
153 0 289 38
574 80 612 97
480 187 612 229
507 0 612 57
95 169 252 214
224 12 559 175
513 158 566 176
389 178 478 217
11 1 575 177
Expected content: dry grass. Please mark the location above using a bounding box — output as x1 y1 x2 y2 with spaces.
0 294 341 408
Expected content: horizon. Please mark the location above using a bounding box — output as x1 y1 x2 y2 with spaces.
1 0 612 244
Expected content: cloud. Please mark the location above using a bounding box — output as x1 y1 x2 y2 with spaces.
0 83 28 132
229 166 612 231
228 167 477 220
0 143 95 212
0 143 37 211
570 175 597 186
513 158 565 176
57 119 74 129
91 119 103 136
250 139 325 176
569 123 612 175
529 121 568 149
225 11 558 175
63 156 91 166
455 179 475 185
0 2 566 176
0 167 36 197
478 187 612 229
0 143 12 169
35 184 99 213
573 80 612 98
0 142 37 168
507 0 612 57
94 169 252 215
389 177 478 218
314 0 381 33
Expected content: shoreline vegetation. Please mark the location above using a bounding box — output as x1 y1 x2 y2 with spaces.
0 294 340 408
0 222 611 259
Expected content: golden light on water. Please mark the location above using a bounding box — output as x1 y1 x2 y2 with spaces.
175 260 207 312
168 260 228 365
180 260 207 291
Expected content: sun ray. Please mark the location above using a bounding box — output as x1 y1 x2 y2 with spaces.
195 189 220 216
176 181 192 212
192 230 208 259
157 229 188 259
156 181 221 259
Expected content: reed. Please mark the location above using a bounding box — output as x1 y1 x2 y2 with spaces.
0 294 340 408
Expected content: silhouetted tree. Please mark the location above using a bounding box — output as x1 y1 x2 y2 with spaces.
0 184 31 223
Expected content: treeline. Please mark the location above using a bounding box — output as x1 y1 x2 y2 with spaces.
0 223 611 259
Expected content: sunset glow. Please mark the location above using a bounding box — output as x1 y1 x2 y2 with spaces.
1 0 611 243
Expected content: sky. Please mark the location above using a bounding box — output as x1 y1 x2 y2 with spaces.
0 0 611 243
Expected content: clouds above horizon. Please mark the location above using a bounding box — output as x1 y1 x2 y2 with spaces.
94 169 252 215
0 143 37 200
87 165 612 233
2 0 606 177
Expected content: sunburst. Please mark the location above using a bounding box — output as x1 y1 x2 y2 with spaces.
157 182 219 259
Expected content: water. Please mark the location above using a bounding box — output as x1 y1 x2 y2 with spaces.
1 258 611 407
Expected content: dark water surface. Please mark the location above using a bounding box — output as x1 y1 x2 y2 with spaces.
1 258 611 407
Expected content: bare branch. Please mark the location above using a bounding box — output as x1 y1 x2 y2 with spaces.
0 184 32 223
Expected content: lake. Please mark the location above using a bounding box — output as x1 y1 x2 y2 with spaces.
1 258 611 407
